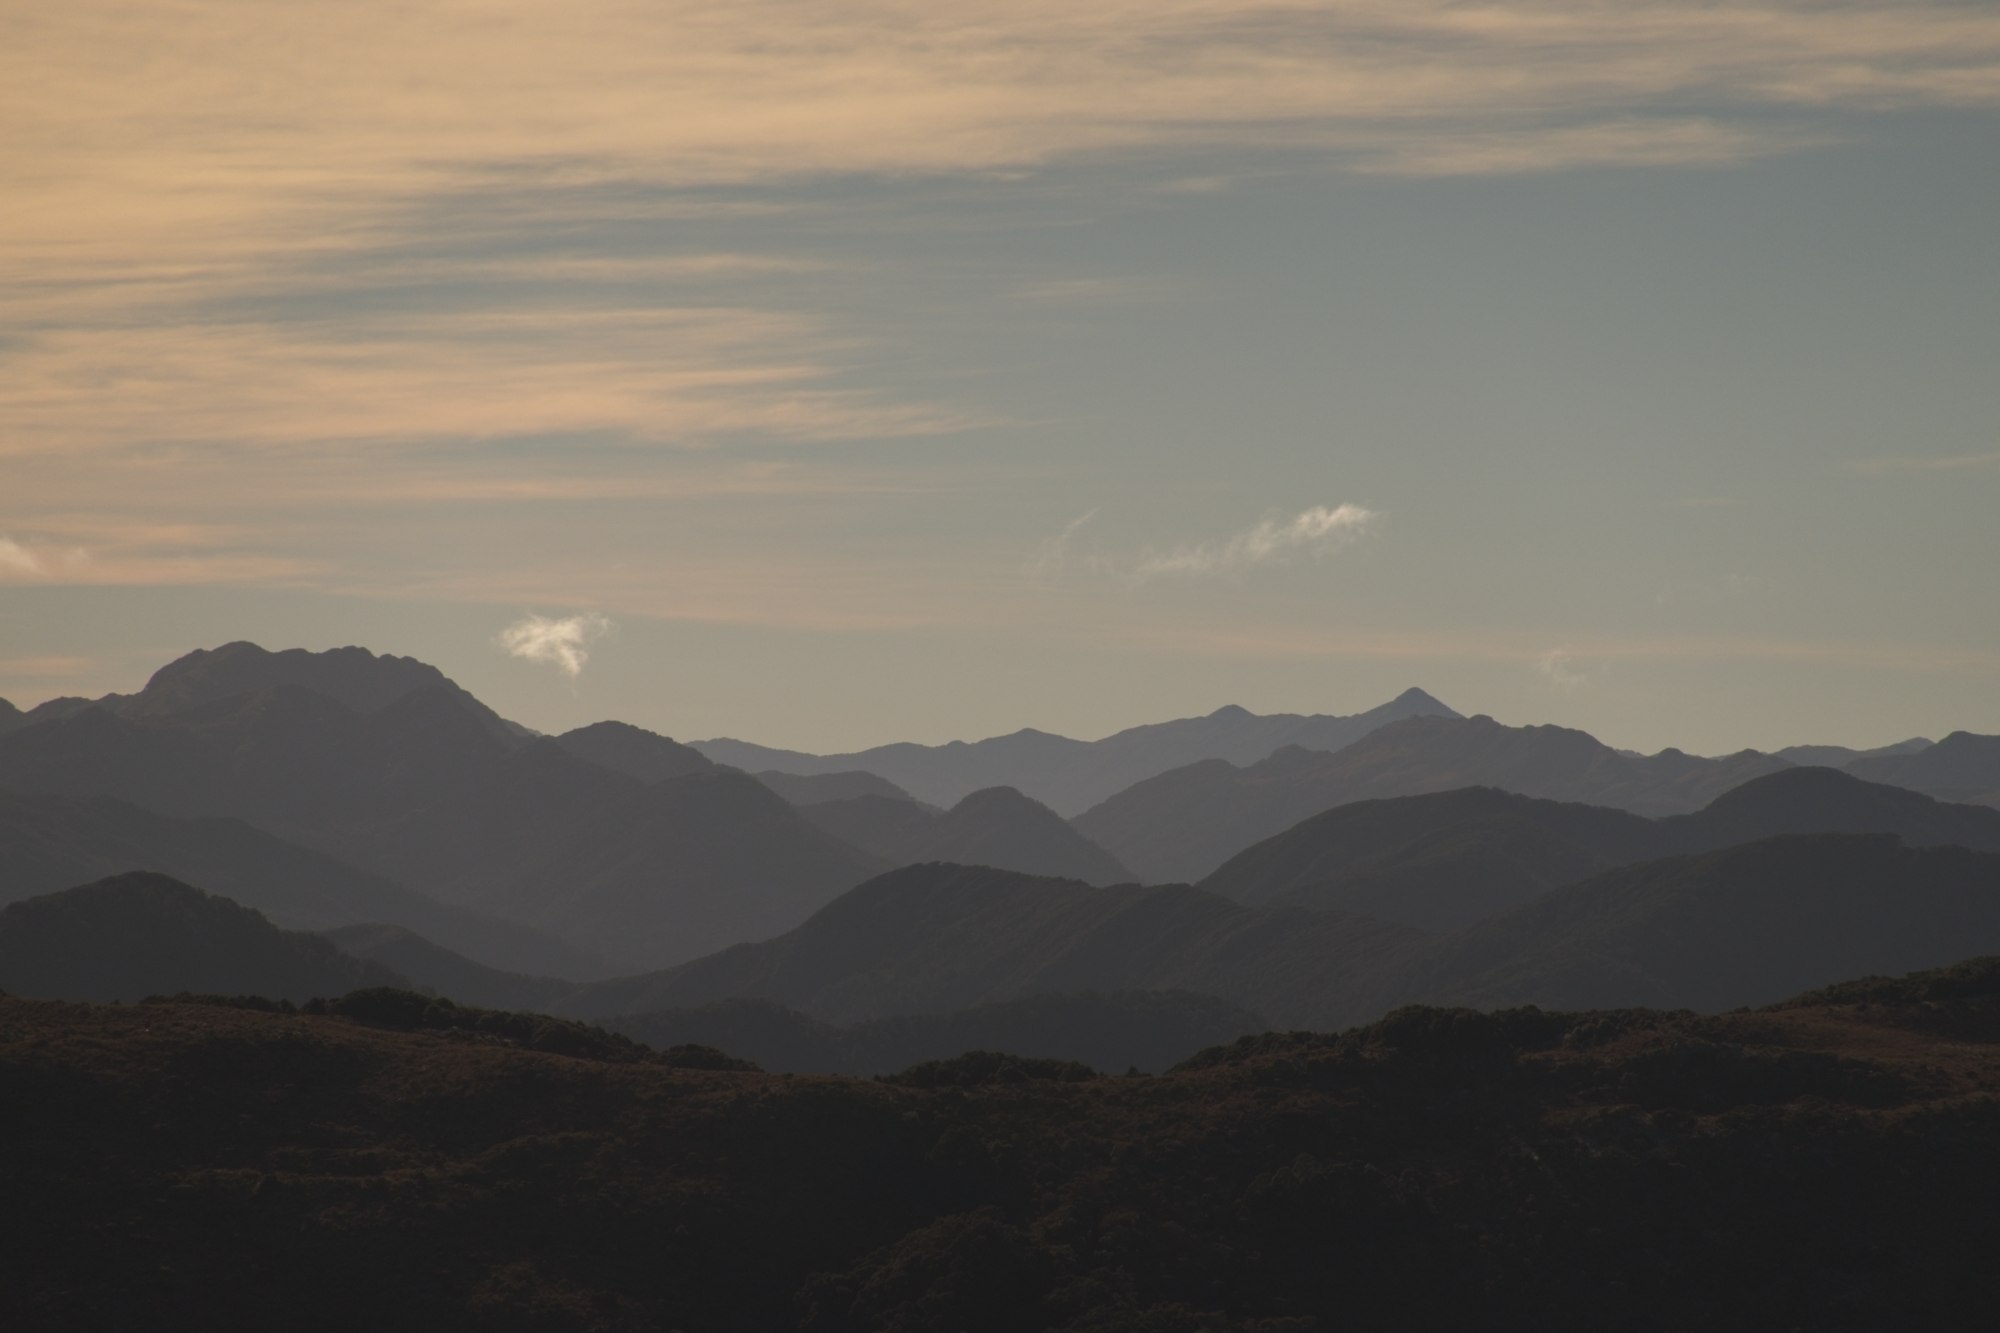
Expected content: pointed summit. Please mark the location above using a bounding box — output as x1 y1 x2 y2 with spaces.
1208 704 1254 721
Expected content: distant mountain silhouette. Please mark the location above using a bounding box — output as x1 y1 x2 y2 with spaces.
1076 712 1794 882
1400 834 2000 1014
551 720 716 782
0 789 611 978
690 687 1460 814
1847 730 2000 808
801 786 1131 884
555 863 1424 1028
121 641 528 742
751 768 916 805
1776 736 1932 768
0 872 406 1002
0 698 19 735
607 990 1264 1075
1200 767 2000 930
0 659 891 972
321 923 575 1011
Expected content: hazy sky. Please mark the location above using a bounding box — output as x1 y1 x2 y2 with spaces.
4 1 1998 755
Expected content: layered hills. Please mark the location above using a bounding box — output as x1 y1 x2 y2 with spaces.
0 872 404 1002
1075 711 1797 882
692 687 1460 813
799 785 1131 884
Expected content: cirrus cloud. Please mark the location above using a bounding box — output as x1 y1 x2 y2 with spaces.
1134 504 1378 580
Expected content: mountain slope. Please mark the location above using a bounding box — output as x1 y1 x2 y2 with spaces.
802 786 1131 884
1848 730 2000 808
751 768 915 805
691 687 1459 814
321 923 576 1011
0 789 611 977
1076 712 1793 883
1199 766 2000 931
551 720 716 782
555 862 1425 1028
1403 833 2000 1014
0 872 405 1002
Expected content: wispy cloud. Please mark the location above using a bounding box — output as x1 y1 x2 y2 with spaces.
498 612 615 679
0 538 45 578
1026 509 1101 579
1841 451 2000 476
1134 504 1378 580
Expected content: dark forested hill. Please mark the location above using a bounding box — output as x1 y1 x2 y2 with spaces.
8 973 2000 1330
692 688 1459 813
1076 713 1796 883
0 872 405 1002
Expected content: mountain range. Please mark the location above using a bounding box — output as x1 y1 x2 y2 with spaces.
690 687 1462 813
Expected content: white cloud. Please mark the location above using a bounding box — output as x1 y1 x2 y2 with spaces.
1134 504 1377 579
1536 646 1594 690
1841 451 2000 475
498 612 615 679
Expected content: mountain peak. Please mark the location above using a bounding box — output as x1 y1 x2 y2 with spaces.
1207 704 1254 721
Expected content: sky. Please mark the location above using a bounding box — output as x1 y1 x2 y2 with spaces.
3 1 1998 756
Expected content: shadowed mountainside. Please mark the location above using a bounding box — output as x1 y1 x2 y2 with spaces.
753 769 918 805
801 785 1130 884
692 688 1460 814
554 863 1425 1028
1199 766 2000 930
1848 730 2000 808
8 973 2000 1329
320 923 578 1012
550 719 716 782
0 789 610 978
0 872 406 1002
1076 711 1795 883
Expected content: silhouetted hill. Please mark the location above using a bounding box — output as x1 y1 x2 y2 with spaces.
0 789 611 978
0 872 405 1002
556 863 1424 1028
692 688 1459 814
321 923 576 1011
120 641 526 741
1403 834 2000 1014
803 787 1131 884
1076 712 1794 882
0 665 888 973
1848 730 2000 807
475 769 890 970
1199 767 2000 931
10 971 2000 1328
753 768 916 805
0 697 19 735
608 990 1264 1075
552 720 716 782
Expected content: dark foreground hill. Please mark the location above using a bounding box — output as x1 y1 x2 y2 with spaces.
607 990 1265 1075
8 974 2000 1330
0 873 405 1002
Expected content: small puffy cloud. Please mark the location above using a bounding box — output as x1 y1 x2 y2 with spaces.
1135 504 1377 580
1536 646 1594 690
498 612 614 679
